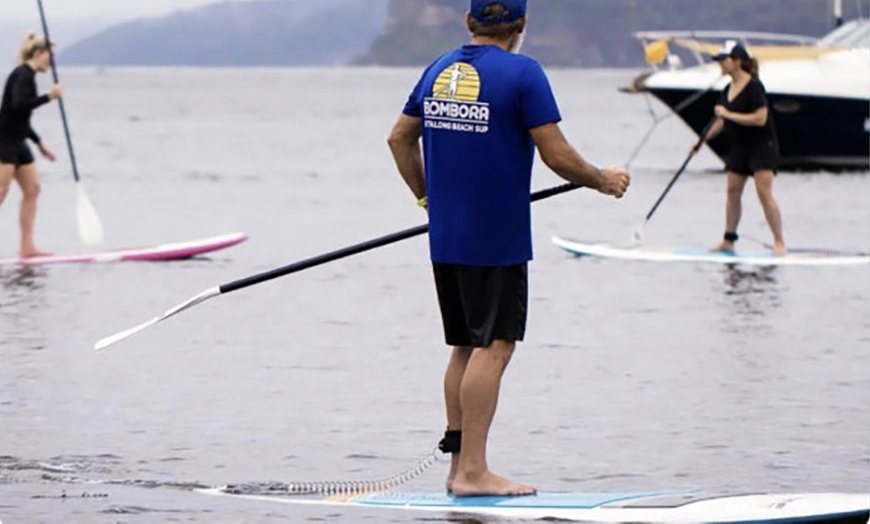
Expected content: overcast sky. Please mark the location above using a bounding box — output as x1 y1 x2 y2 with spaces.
3 0 257 21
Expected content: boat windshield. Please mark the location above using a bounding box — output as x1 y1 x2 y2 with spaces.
817 19 870 49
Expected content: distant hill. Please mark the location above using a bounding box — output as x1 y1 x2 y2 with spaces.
0 18 116 69
53 0 867 68
362 0 867 67
59 0 389 67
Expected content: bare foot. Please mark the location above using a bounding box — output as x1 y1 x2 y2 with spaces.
451 470 536 497
20 248 52 259
771 242 786 256
710 240 735 253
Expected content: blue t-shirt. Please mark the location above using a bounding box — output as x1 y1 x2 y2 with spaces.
402 45 561 266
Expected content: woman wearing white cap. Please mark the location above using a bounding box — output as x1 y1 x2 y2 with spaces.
696 41 786 255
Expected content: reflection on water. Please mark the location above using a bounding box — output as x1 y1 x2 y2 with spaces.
0 266 49 351
442 517 486 524
0 266 47 316
722 265 780 312
717 265 781 337
723 264 778 292
0 265 46 295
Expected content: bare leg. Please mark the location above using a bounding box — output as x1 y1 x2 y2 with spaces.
444 346 472 492
451 339 535 497
14 163 49 258
1 163 16 254
711 172 747 252
0 163 14 207
753 170 786 255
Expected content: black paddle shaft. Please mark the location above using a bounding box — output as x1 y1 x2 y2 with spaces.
219 182 581 294
36 0 81 183
642 117 718 223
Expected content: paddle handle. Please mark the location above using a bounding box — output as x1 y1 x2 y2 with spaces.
220 224 428 294
220 182 580 294
530 182 578 203
641 117 716 223
36 0 81 183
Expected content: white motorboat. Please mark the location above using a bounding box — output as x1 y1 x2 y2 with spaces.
627 15 870 171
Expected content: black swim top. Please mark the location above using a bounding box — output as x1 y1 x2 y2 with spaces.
0 64 50 143
719 77 777 148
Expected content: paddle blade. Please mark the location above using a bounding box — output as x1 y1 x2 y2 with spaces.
76 183 104 245
632 227 643 244
95 286 222 351
630 220 648 247
95 316 159 351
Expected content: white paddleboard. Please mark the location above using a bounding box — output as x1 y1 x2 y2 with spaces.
199 488 870 523
552 236 870 266
0 232 248 266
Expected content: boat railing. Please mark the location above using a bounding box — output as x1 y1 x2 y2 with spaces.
633 29 824 70
634 29 820 46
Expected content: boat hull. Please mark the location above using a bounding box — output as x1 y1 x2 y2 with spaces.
648 87 869 170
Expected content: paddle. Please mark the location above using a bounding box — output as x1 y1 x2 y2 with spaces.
631 117 717 244
36 0 104 245
95 182 581 351
623 74 724 170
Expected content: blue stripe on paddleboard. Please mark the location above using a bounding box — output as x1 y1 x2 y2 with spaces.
352 490 694 509
672 247 776 258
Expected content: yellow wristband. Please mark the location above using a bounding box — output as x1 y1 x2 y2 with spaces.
416 196 427 208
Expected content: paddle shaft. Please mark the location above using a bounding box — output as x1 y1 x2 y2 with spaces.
220 182 580 294
36 0 81 183
641 117 717 224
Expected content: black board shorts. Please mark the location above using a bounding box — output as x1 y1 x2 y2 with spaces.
432 262 528 348
726 140 779 176
0 138 35 167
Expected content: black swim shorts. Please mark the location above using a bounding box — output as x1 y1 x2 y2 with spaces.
727 140 780 176
432 262 528 348
0 138 35 167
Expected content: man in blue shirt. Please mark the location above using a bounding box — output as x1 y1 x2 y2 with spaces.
388 0 630 496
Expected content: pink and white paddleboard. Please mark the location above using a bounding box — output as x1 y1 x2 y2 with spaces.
0 232 248 266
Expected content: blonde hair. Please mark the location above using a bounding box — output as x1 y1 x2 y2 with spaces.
18 32 49 65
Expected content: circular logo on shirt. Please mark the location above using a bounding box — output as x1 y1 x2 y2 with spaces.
432 63 481 102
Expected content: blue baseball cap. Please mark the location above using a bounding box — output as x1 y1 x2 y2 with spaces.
712 40 751 61
470 0 527 23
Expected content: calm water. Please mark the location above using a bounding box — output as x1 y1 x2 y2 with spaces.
0 68 868 523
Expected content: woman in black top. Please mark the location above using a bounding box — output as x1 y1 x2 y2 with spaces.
698 41 786 255
0 33 62 258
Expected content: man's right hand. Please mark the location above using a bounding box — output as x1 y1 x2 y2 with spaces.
597 167 630 198
48 83 63 100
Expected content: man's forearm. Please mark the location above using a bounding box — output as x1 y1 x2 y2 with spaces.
548 144 602 189
391 142 426 199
